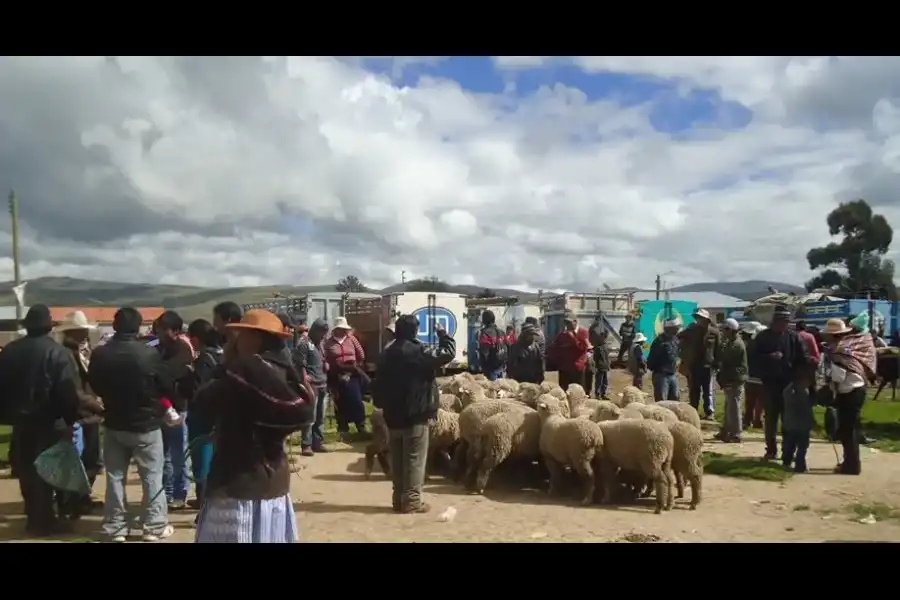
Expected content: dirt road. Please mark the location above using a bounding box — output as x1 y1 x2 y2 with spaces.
1 433 899 542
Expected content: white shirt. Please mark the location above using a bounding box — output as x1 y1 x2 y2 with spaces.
830 363 866 394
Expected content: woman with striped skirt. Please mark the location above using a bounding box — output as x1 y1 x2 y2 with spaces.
191 309 314 543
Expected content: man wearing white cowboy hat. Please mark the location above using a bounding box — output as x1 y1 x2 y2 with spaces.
322 316 369 438
55 310 106 518
626 332 648 388
679 308 722 420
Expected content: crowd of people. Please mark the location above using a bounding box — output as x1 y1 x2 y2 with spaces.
0 298 883 543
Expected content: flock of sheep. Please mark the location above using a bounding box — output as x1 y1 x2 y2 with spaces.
366 373 705 514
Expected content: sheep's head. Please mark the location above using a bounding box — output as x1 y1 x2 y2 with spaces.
517 384 542 407
620 386 649 406
548 386 566 401
539 381 555 394
566 383 587 401
591 403 622 423
535 395 563 420
458 384 486 407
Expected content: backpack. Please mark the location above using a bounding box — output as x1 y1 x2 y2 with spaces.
478 325 508 369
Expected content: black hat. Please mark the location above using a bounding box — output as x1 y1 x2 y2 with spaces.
276 313 296 331
23 304 53 331
772 305 791 321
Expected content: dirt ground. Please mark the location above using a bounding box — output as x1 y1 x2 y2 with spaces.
2 371 900 542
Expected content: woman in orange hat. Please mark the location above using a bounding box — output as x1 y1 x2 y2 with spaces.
192 309 313 543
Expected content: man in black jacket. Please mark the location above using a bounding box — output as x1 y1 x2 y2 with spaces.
88 307 175 542
0 305 83 536
373 314 456 514
753 307 811 460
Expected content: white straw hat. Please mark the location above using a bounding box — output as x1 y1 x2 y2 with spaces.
55 310 97 333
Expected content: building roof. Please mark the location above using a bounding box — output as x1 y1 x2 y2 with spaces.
633 291 749 308
0 306 166 323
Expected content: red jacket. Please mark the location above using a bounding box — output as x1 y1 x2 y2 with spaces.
550 327 590 372
797 330 821 363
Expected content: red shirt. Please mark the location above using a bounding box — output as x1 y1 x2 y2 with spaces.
322 333 365 368
797 330 821 363
550 327 590 371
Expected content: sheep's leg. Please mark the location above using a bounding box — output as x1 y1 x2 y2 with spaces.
364 445 376 480
376 452 391 477
640 479 653 498
452 441 468 483
597 459 617 505
574 457 595 505
663 466 675 511
688 474 701 509
675 471 685 498
464 444 481 490
873 380 886 402
545 457 566 497
473 450 506 495
424 448 434 482
652 474 666 514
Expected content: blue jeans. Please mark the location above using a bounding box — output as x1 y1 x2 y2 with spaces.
484 367 505 381
302 387 329 449
594 371 610 397
72 423 84 456
102 428 168 537
652 373 679 401
163 418 189 503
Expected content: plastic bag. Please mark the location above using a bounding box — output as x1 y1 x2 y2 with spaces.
34 440 91 496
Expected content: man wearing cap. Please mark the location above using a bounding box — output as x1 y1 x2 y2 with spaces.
617 314 636 364
753 306 811 460
293 318 331 455
647 319 681 401
507 323 545 384
679 308 722 420
716 318 748 442
548 312 591 390
0 304 84 536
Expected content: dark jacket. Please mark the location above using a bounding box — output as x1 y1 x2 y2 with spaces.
0 334 81 427
717 336 748 386
647 334 678 375
373 331 456 430
679 323 721 370
593 342 610 372
159 337 194 411
293 336 327 388
782 382 815 432
88 333 174 433
753 328 810 388
194 349 313 500
619 320 636 341
61 338 105 424
507 340 544 384
746 336 763 380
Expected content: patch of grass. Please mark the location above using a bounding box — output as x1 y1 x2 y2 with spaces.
702 451 793 482
846 502 900 523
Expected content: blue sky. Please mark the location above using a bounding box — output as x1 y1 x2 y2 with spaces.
360 56 753 135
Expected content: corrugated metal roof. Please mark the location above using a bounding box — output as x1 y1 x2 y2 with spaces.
0 306 166 323
633 291 749 308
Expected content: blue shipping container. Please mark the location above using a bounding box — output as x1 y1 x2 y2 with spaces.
802 299 897 334
636 300 698 347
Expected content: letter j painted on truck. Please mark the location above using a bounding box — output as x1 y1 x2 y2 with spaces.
412 306 458 343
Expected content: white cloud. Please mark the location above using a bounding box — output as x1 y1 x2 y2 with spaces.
2 56 900 294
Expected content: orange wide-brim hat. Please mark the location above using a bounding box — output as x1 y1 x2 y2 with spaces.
225 309 293 339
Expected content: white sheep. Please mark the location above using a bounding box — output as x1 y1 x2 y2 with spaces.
668 420 704 509
594 419 675 514
364 409 390 480
547 387 571 417
458 382 487 408
539 381 556 394
516 382 543 408
618 385 650 407
589 400 623 423
536 397 605 504
453 399 534 487
428 408 461 479
624 403 679 424
471 406 542 494
439 393 463 413
655 401 703 430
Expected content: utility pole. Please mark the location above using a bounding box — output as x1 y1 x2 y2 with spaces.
655 274 661 301
9 190 22 322
401 270 407 284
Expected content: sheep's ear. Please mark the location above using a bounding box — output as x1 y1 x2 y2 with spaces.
537 402 547 409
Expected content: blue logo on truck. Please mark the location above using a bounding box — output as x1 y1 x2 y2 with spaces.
412 306 457 343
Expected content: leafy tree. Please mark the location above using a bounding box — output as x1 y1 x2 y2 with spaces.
477 288 495 298
806 199 897 300
405 277 452 292
335 275 368 293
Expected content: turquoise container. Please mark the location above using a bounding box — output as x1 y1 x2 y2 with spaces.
636 300 699 346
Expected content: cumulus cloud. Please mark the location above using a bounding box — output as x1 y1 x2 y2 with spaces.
2 55 900 292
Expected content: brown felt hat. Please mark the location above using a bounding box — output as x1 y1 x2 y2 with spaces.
226 309 292 339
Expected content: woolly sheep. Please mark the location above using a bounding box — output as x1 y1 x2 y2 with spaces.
516 382 543 408
458 383 487 407
453 399 534 487
473 374 487 382
364 409 390 480
472 406 543 494
496 378 521 395
589 400 623 423
620 405 646 421
616 385 650 407
536 397 605 504
547 387 571 417
539 381 556 394
667 421 704 509
566 383 588 402
570 398 604 419
594 419 675 514
439 393 463 413
428 408 461 479
655 401 703 430
625 403 679 424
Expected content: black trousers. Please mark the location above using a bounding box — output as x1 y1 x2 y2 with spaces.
763 381 788 455
583 369 594 397
80 421 103 487
11 421 61 532
559 369 585 390
835 387 866 474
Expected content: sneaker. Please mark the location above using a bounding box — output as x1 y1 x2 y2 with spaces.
142 524 175 542
794 464 808 474
110 535 127 543
401 502 431 514
763 451 777 460
301 447 315 457
169 500 186 511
